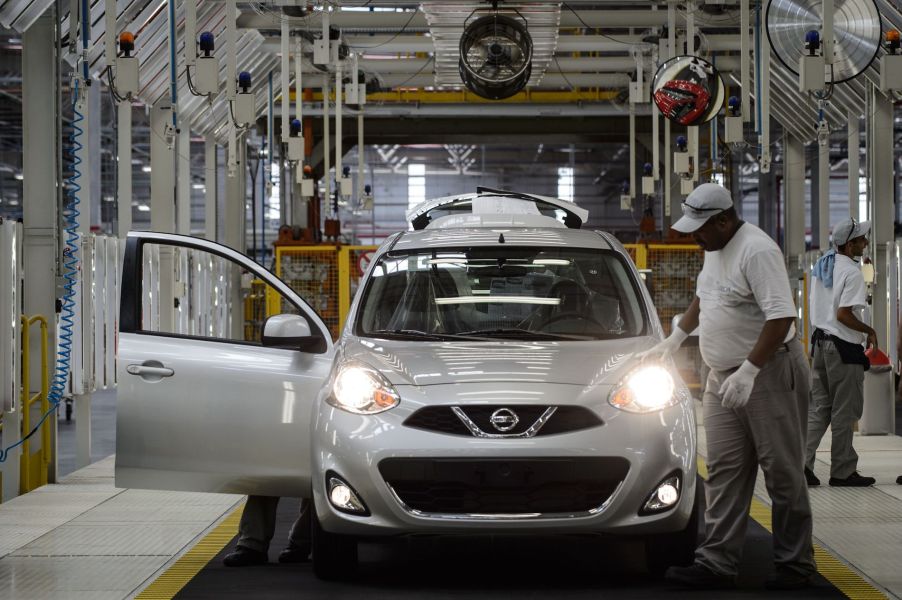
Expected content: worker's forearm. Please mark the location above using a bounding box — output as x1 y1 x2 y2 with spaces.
836 308 874 335
746 317 794 368
675 296 700 335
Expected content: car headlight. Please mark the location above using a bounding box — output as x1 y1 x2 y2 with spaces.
608 365 677 413
328 361 400 415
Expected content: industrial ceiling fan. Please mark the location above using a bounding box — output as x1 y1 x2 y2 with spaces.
459 9 533 100
766 0 882 84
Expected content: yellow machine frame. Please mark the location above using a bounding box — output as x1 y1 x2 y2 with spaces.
20 315 51 494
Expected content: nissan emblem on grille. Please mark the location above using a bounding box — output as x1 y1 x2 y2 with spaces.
489 408 519 432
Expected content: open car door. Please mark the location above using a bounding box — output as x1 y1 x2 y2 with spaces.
115 232 334 497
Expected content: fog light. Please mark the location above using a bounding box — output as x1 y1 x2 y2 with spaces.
327 474 369 515
641 474 682 515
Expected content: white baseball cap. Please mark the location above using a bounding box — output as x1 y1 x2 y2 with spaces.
671 183 735 233
832 218 871 247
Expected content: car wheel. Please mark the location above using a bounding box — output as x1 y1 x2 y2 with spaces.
312 507 358 580
645 476 701 576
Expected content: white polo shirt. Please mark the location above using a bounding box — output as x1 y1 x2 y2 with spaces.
809 254 867 345
696 223 797 371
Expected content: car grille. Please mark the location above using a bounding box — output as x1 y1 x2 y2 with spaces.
403 405 602 437
379 457 629 515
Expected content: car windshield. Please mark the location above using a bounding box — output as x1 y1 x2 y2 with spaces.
357 247 646 340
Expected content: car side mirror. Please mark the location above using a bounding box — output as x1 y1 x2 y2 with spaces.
262 314 321 352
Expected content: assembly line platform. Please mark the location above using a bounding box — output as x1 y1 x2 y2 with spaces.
0 408 901 599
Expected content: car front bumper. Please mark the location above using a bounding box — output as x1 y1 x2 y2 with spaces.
312 382 697 538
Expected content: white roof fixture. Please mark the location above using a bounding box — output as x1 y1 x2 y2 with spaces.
406 187 589 231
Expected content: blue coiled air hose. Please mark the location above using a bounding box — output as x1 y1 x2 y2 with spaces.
0 78 82 464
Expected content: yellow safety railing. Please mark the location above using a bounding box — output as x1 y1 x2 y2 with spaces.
20 315 50 494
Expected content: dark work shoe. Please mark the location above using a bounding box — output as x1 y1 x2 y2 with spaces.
222 546 267 567
804 467 821 487
278 544 311 563
829 472 876 487
665 563 735 589
765 570 813 590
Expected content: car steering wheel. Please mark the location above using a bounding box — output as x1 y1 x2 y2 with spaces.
536 311 606 330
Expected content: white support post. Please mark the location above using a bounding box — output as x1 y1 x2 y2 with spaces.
784 133 805 263
324 76 331 210
104 0 117 67
22 14 59 483
665 3 675 224
205 135 217 240
117 102 132 238
869 85 894 350
335 60 343 202
848 111 859 219
177 126 191 235
357 111 364 200
686 2 699 182
185 0 197 68
629 103 636 200
226 0 238 177
818 136 829 249
281 18 290 146
759 13 771 173
740 0 750 121
150 99 176 334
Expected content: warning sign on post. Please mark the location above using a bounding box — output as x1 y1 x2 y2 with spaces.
357 251 374 277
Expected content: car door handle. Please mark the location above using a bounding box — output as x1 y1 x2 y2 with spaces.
126 364 175 378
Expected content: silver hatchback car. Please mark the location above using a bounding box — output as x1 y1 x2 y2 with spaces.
116 189 697 580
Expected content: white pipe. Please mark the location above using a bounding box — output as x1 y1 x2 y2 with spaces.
281 18 289 145
848 111 859 219
740 0 750 121
226 0 237 176
295 38 303 128
324 75 331 209
117 101 131 238
629 103 636 200
104 0 116 67
358 111 364 200
185 0 197 68
335 59 343 194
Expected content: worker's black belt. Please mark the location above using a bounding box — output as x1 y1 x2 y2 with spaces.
811 328 869 370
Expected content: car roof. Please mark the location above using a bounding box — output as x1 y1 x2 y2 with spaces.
389 227 616 252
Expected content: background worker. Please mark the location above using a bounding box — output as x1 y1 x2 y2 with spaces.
222 496 311 567
640 183 815 590
805 218 877 488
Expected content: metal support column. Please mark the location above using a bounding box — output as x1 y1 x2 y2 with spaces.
117 102 132 238
150 99 176 334
22 14 59 483
818 134 830 249
177 127 191 235
809 143 821 249
784 133 805 276
224 141 246 340
848 111 860 219
205 135 217 241
868 85 894 350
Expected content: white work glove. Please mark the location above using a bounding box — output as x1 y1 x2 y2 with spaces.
719 360 761 409
635 327 690 362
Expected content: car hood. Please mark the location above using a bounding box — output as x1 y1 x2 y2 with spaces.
341 336 657 386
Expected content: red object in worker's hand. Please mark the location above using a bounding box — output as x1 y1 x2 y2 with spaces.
865 347 890 366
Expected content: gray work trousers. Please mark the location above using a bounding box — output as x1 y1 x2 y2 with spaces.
696 339 815 577
806 339 865 479
236 495 311 554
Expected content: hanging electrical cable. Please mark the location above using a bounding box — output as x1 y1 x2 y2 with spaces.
0 77 83 464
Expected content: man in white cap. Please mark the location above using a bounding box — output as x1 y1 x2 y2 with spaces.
640 183 814 589
805 218 877 487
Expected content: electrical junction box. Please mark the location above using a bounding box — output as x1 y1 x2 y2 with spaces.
339 177 353 197
288 137 303 162
116 56 139 95
725 115 743 143
234 93 255 126
629 81 649 104
360 193 374 210
194 57 219 95
620 194 631 210
642 176 655 195
674 151 690 175
345 82 366 105
299 177 315 198
680 178 695 195
799 54 826 92
313 39 330 65
880 54 902 92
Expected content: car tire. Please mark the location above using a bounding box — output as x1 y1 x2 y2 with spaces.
312 508 358 580
644 475 701 576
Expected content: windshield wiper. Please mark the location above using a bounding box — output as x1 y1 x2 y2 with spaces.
455 328 587 340
367 329 475 341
